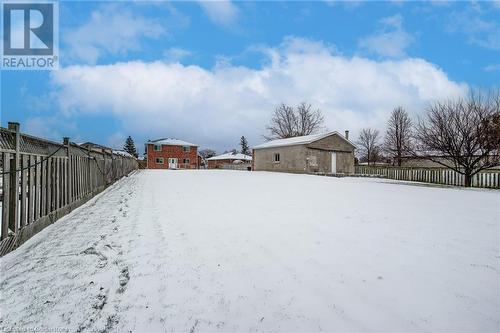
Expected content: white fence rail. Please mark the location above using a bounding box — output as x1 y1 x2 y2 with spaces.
355 166 500 189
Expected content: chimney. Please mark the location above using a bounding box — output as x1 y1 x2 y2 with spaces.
345 130 349 140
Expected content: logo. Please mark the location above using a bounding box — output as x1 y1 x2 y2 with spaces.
1 1 59 70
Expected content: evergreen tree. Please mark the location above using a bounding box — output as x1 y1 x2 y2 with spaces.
240 136 250 155
123 136 138 158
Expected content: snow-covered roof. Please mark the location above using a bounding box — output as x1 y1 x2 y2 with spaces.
253 131 356 150
148 138 198 147
113 150 134 158
207 152 252 161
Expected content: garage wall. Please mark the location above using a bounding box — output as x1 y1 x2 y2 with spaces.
253 145 308 173
253 133 355 174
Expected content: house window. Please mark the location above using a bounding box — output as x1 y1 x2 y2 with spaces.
155 157 164 164
183 146 190 152
183 158 190 164
153 144 161 151
273 153 280 163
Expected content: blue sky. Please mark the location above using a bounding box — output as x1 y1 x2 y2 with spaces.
1 0 499 153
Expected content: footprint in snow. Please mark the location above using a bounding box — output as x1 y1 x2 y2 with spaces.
117 267 130 293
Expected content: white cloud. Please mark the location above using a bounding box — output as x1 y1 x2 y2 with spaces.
63 5 165 64
484 64 500 71
198 0 239 27
324 0 363 9
50 37 467 151
24 116 76 142
106 132 127 150
429 1 453 7
163 47 193 62
446 6 500 50
358 14 414 58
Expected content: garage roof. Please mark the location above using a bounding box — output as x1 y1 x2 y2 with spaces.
253 131 356 150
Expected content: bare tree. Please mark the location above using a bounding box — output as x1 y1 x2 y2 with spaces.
384 107 412 166
266 103 297 139
415 90 500 187
265 103 324 139
296 103 325 137
357 128 381 166
199 149 216 159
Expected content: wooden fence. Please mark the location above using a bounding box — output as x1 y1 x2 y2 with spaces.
221 163 252 171
0 122 138 256
355 165 500 189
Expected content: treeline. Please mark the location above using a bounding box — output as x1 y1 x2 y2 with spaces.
357 89 500 187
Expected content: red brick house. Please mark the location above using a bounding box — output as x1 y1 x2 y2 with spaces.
145 138 198 169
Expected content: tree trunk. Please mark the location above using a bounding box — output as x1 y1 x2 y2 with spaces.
397 153 402 167
464 173 472 187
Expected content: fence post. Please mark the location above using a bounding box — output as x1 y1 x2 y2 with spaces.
7 122 20 234
88 147 93 193
64 138 71 205
2 153 11 240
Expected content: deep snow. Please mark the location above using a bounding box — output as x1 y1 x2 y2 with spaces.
0 170 499 332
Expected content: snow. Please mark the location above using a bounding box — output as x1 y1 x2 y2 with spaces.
148 138 197 147
0 170 499 332
207 152 252 161
253 131 355 149
112 150 134 158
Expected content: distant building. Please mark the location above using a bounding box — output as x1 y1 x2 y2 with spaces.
79 142 113 154
113 150 134 158
207 152 252 169
145 138 198 169
397 155 500 169
253 131 356 175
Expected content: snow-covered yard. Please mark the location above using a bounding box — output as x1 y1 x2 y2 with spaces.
1 170 499 332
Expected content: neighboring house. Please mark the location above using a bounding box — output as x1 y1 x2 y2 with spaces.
253 131 356 174
113 150 134 158
137 155 147 169
397 155 500 169
207 152 252 169
79 142 113 154
145 138 198 169
357 161 391 167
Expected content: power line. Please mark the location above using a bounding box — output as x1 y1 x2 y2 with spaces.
0 145 65 175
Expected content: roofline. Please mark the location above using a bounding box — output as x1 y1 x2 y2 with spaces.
146 140 198 147
207 156 252 161
253 131 357 150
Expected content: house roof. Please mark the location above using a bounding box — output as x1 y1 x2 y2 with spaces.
207 152 252 161
253 131 356 150
148 138 198 147
80 142 112 150
113 150 134 158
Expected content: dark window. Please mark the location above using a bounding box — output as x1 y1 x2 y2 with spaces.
153 144 161 151
273 153 280 163
155 157 164 164
183 158 190 164
183 146 190 152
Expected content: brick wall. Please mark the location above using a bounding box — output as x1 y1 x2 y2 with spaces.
207 159 233 169
146 144 198 169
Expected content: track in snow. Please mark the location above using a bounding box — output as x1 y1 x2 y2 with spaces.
1 170 499 332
